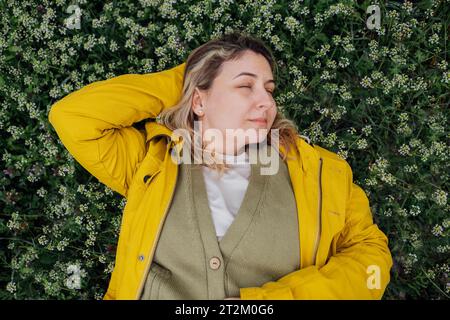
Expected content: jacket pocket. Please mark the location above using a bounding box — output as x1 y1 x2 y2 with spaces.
125 159 161 212
141 262 172 300
131 156 162 189
142 169 161 188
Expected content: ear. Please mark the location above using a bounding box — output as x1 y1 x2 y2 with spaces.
191 87 204 114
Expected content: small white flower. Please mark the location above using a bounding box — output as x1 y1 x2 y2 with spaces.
437 60 448 71
79 203 88 213
398 144 411 156
38 235 48 246
361 125 372 136
431 224 444 237
65 275 81 290
337 149 348 160
437 245 449 253
338 57 350 68
67 264 80 275
6 282 16 294
317 44 330 57
428 33 439 45
432 189 447 207
408 205 421 216
356 138 368 150
99 254 107 264
442 71 450 84
397 208 408 217
312 60 321 69
361 76 372 88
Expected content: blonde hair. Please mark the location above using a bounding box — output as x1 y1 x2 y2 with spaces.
157 31 301 177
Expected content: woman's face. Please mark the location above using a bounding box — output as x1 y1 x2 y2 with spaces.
192 50 277 155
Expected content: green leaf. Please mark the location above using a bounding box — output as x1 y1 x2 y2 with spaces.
8 45 20 53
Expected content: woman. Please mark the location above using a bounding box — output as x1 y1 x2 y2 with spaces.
48 31 393 300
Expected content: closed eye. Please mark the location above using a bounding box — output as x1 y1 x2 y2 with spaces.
239 85 274 95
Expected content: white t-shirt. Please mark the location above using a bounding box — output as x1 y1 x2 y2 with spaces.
201 150 251 241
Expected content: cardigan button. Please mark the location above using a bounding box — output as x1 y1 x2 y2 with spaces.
209 257 221 270
138 254 145 262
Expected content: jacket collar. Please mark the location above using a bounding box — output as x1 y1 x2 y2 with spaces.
279 134 320 175
145 120 174 144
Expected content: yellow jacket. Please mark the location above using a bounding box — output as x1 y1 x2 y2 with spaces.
48 63 393 300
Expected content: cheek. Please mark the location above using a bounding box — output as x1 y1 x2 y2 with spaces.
210 104 247 127
223 100 249 124
269 108 277 123
216 94 243 113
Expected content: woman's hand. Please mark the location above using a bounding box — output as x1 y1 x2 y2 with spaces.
224 297 241 300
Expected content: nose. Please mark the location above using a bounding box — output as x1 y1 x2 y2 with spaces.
255 88 275 110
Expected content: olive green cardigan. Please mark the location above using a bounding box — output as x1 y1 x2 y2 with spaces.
140 148 299 299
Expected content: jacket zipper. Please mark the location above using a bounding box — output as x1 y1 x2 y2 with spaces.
312 157 323 265
135 142 180 299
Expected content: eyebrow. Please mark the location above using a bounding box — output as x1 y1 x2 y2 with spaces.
233 72 276 86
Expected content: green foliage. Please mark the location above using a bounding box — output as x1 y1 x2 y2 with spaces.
0 0 448 299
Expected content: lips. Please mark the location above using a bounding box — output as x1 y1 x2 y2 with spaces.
249 118 267 125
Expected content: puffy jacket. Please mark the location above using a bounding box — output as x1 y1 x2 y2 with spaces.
48 62 393 300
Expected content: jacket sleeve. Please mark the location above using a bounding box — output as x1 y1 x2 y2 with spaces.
48 63 186 197
239 162 393 300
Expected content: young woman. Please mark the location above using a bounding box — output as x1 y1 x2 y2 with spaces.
48 32 393 300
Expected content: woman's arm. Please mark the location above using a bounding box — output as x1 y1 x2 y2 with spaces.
239 162 393 300
48 63 186 197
